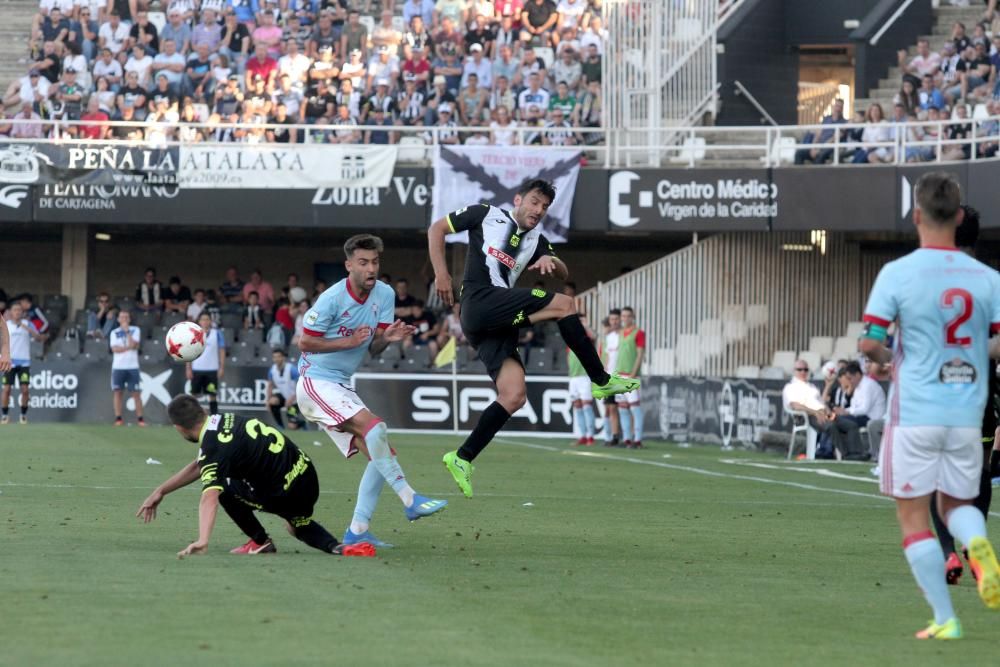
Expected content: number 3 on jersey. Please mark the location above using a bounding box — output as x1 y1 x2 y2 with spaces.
245 418 286 453
942 288 973 347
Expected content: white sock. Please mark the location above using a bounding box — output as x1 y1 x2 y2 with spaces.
366 421 417 507
947 504 988 549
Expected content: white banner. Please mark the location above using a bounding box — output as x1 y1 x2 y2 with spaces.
177 144 397 189
431 145 581 243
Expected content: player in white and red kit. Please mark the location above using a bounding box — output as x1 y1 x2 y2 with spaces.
860 172 1000 640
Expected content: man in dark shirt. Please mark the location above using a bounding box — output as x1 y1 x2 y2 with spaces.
163 276 193 315
521 0 558 47
427 179 638 497
302 78 336 123
137 395 376 557
219 266 245 303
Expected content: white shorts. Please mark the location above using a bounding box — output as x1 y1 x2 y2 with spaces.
615 388 641 405
568 376 592 402
879 424 982 499
296 376 366 458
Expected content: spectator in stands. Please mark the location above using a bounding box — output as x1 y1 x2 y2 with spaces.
435 16 463 59
312 279 328 299
363 77 397 121
109 310 145 427
943 102 973 161
92 76 115 113
851 103 893 164
125 42 154 89
341 10 368 61
272 297 295 345
429 102 459 143
952 21 971 53
403 0 436 28
278 38 311 86
433 46 463 94
904 110 934 162
578 12 604 53
958 42 992 102
245 42 279 90
339 50 367 93
93 47 123 90
191 9 223 54
462 42 492 89
492 43 519 88
917 73 945 111
549 79 575 114
186 288 208 322
309 11 338 59
552 46 581 92
828 361 885 461
436 302 466 352
368 45 401 92
220 11 251 73
489 72 515 117
301 78 335 123
135 267 163 314
182 43 215 101
129 11 159 56
151 39 186 97
290 298 310 346
976 99 1000 158
404 45 433 88
396 73 426 124
330 102 361 142
79 96 110 138
283 14 311 52
371 9 403 53
86 292 118 339
163 276 193 316
490 103 517 144
894 78 918 117
793 98 846 165
243 291 264 329
253 10 284 59
33 7 71 56
242 269 274 313
521 0 558 46
230 0 260 27
159 10 192 55
898 38 941 80
403 15 432 57
541 106 575 145
465 13 496 58
17 294 49 335
265 348 302 429
458 72 488 125
517 70 549 119
781 358 830 437
405 301 440 361
393 277 418 322
2 73 49 118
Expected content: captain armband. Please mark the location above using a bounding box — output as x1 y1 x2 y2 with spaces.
862 321 887 342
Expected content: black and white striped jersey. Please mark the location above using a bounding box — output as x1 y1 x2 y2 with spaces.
446 203 556 289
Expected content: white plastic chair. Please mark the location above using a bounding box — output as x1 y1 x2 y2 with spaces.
397 136 427 161
808 336 834 360
148 11 166 33
844 321 865 340
734 365 760 379
796 352 821 375
770 350 797 376
787 409 817 460
746 304 769 327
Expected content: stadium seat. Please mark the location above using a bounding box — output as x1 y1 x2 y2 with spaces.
83 338 110 360
807 336 834 360
974 103 990 121
369 355 397 372
52 336 80 360
391 16 406 33
148 11 166 32
74 309 89 329
43 294 69 321
400 345 432 370
221 327 237 348
359 15 375 41
734 365 760 379
30 340 44 361
534 47 555 68
723 318 748 342
117 297 135 312
162 311 184 327
193 103 211 122
379 343 404 362
550 350 567 373
669 137 706 164
746 304 769 327
230 342 258 366
787 408 817 460
675 335 701 374
832 336 857 361
221 313 243 330
134 311 159 331
843 321 864 340
397 136 428 162
143 339 168 363
220 303 243 315
759 366 785 380
524 346 551 373
796 351 821 374
698 319 722 337
240 328 264 347
701 335 723 357
770 350 796 376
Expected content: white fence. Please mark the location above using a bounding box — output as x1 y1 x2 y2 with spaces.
578 232 894 377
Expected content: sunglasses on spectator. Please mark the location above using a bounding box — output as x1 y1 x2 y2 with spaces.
794 367 808 372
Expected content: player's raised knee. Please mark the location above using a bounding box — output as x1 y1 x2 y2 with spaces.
499 388 527 412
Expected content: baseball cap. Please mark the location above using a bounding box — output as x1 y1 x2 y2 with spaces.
376 77 389 86
228 73 240 81
439 102 452 113
433 74 446 85
65 66 76 73
470 43 483 52
350 48 361 57
378 44 390 53
319 44 333 53
404 72 416 81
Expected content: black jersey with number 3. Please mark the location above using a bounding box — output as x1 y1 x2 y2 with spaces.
198 413 309 496
446 204 556 290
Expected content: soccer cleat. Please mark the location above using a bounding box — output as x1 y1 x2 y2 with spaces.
585 437 595 446
623 440 632 448
114 417 124 427
443 450 475 498
915 617 963 640
405 494 448 521
137 418 147 428
18 415 27 425
633 441 643 449
945 552 964 586
333 542 376 557
591 373 640 399
343 528 394 549
963 548 980 582
0 415 7 425
229 539 277 555
967 536 1000 610
574 437 587 446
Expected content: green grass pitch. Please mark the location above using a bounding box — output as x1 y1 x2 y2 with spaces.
3 424 1000 666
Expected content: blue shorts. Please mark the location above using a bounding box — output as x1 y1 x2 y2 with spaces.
111 368 142 391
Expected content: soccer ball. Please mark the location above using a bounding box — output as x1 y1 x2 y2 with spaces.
821 360 838 381
166 321 205 362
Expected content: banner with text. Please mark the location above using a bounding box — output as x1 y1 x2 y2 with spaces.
432 145 582 243
177 144 398 189
0 142 177 187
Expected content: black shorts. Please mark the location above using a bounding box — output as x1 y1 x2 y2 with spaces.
224 455 319 525
190 371 219 395
460 286 555 379
2 366 30 387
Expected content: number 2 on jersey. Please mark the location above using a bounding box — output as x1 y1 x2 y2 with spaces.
942 288 973 347
245 419 286 453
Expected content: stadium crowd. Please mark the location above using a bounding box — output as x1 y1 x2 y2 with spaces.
796 16 1000 165
0 0 605 146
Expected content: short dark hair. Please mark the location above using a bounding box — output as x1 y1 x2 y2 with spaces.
915 172 961 224
344 233 384 259
518 178 556 203
844 361 863 376
169 276 181 285
272 347 286 356
621 306 634 314
194 288 205 295
167 394 206 430
145 267 156 275
609 308 621 316
956 204 980 249
248 290 259 298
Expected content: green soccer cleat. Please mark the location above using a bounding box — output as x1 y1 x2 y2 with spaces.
443 450 475 498
915 617 962 640
591 373 641 400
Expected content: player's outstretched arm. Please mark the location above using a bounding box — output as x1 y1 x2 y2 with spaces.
178 488 220 557
136 459 201 523
528 255 569 281
859 337 891 365
428 217 454 307
370 319 418 355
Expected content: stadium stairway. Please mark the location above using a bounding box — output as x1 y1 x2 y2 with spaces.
0 0 37 104
853 4 985 114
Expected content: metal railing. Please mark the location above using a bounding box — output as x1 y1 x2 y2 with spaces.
798 82 842 126
733 81 778 127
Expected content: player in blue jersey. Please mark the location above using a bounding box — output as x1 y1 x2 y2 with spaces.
296 234 448 547
859 172 1000 640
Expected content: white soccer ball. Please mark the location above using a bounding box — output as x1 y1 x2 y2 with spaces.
821 360 837 380
289 286 307 304
166 321 206 363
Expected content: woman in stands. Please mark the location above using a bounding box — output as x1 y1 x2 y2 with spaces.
852 103 894 164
